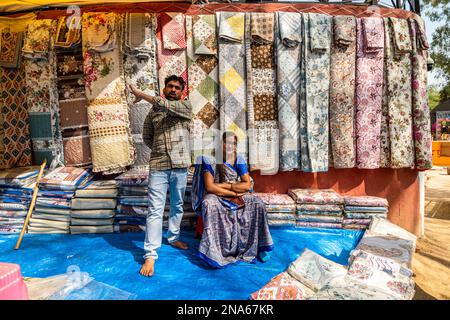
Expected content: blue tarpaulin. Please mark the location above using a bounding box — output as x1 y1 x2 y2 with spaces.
0 227 363 299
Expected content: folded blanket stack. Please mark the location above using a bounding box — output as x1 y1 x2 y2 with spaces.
70 179 118 234
288 189 344 229
115 169 149 232
29 167 92 234
115 168 196 232
0 167 39 233
343 196 388 230
253 193 296 227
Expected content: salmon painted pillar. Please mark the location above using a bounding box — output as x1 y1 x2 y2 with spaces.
250 168 422 236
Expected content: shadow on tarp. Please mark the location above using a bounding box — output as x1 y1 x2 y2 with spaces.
0 227 363 300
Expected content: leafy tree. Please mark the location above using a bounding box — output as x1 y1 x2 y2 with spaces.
423 0 450 100
428 86 442 109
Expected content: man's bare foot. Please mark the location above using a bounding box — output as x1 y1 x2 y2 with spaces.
170 240 189 250
139 258 155 277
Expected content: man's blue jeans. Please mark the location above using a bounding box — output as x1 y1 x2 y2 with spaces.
143 168 188 260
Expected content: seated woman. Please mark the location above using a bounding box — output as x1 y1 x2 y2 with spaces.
192 131 274 268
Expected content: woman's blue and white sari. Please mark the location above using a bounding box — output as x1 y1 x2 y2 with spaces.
192 155 274 268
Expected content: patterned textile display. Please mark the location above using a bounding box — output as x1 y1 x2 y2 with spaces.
247 12 278 174
117 196 148 206
71 198 116 210
351 231 415 268
299 13 332 172
344 212 387 220
355 17 384 169
156 12 188 97
186 15 220 162
253 193 295 205
122 13 158 169
276 12 302 171
267 213 296 221
369 217 417 243
409 16 432 169
309 276 398 300
70 225 114 234
288 188 343 205
115 168 149 186
58 99 88 130
296 204 343 213
349 250 413 278
23 19 64 167
0 61 32 169
115 204 147 216
217 12 247 159
61 128 92 166
296 222 342 229
54 15 81 49
36 198 71 209
342 218 371 225
39 166 91 191
384 18 414 168
344 206 388 213
347 254 415 299
71 218 114 226
266 205 296 213
82 12 134 174
297 215 344 224
0 29 23 68
250 272 314 300
329 16 357 169
344 196 388 207
268 220 296 227
0 166 39 186
70 209 115 219
287 248 347 291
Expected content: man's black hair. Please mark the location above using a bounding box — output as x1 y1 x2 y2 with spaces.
164 75 185 90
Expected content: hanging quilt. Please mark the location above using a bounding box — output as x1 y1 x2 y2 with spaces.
355 17 384 169
329 15 357 169
156 12 188 97
122 13 159 169
276 12 302 171
0 29 23 68
300 13 332 172
217 12 248 159
186 14 220 163
23 19 64 167
246 12 278 174
62 128 92 166
409 15 432 169
54 15 81 49
82 12 134 174
384 18 414 169
0 60 32 169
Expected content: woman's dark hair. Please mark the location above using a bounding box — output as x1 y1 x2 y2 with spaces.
164 75 185 90
222 131 238 145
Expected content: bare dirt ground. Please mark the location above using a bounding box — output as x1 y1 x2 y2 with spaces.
412 167 450 300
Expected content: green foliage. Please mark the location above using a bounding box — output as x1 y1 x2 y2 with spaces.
428 86 442 109
423 0 450 100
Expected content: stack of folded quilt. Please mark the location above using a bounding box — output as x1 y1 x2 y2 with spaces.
343 196 388 230
0 167 39 233
288 189 344 229
253 193 296 227
70 179 118 234
115 169 149 231
29 167 92 234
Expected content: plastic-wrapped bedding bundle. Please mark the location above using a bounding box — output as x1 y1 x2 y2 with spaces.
253 193 296 226
343 196 388 230
287 189 344 229
0 167 39 233
70 180 117 234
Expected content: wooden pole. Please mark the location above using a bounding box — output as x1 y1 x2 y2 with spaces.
14 160 47 250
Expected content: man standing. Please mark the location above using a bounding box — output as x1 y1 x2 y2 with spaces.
128 75 192 277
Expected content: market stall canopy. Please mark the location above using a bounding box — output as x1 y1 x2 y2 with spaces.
0 0 185 13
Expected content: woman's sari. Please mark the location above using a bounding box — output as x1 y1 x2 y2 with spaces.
192 155 274 268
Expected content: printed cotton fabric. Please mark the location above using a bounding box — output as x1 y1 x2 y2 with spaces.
217 12 247 159
276 12 302 171
329 16 357 169
156 12 188 97
253 193 295 205
296 222 342 229
409 16 432 169
247 12 279 174
250 272 314 300
122 13 158 169
300 13 332 172
288 188 343 205
54 15 81 49
384 18 414 168
0 29 23 68
344 196 388 207
287 248 348 291
355 17 384 169
0 62 32 169
40 166 91 190
186 15 220 163
82 12 134 173
23 19 64 167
